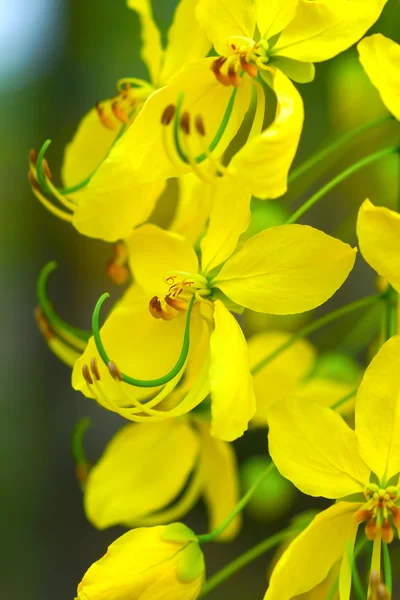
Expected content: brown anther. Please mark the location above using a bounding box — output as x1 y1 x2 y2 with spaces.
195 115 206 137
390 505 400 528
370 570 380 590
165 295 188 312
228 64 240 87
149 296 162 319
211 57 231 86
354 508 373 524
107 261 130 286
240 55 258 78
76 463 90 487
29 148 38 166
28 170 42 193
90 358 101 381
111 100 129 123
231 43 236 50
365 517 378 540
161 104 176 125
82 364 94 385
95 101 116 131
42 158 52 180
108 360 123 381
180 111 191 135
34 306 53 341
377 583 390 600
381 518 394 544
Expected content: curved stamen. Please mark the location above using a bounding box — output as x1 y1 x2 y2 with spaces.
92 293 195 388
37 261 91 348
35 307 81 366
71 417 92 487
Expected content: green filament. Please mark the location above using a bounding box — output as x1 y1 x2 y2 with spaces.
382 542 392 595
37 261 91 343
71 417 91 468
347 541 366 600
92 293 195 388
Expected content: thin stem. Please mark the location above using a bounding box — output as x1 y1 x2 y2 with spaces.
326 537 368 600
288 115 394 185
382 542 392 595
286 145 399 224
252 294 381 376
197 462 276 544
71 417 91 467
199 528 293 597
347 541 366 600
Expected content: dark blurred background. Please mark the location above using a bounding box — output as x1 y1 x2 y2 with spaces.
2 1 400 598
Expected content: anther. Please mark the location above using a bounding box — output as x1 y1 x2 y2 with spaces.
228 64 240 87
111 100 128 123
195 115 206 137
366 517 378 540
95 101 116 131
180 111 190 135
82 364 94 385
211 57 231 86
29 148 38 166
240 56 258 78
377 583 390 600
28 171 42 193
108 360 123 381
381 518 394 543
161 104 176 125
149 296 162 319
165 295 188 312
42 158 52 180
90 357 101 381
35 306 53 341
370 570 380 590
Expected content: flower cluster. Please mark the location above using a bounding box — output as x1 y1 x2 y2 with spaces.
32 0 400 598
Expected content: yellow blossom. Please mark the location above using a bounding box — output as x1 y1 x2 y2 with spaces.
29 0 210 242
265 336 400 599
83 417 240 541
75 523 205 600
72 185 356 441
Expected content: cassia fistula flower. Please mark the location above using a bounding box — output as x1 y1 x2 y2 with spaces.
265 336 400 599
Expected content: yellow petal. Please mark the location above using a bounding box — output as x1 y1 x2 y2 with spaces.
82 59 252 194
196 418 241 541
196 0 256 56
160 0 211 84
228 69 304 199
77 526 204 599
358 34 400 120
249 331 316 425
268 396 369 498
264 503 359 600
170 174 212 246
126 223 199 299
200 181 251 275
272 0 388 63
72 179 165 242
209 301 256 441
357 199 400 292
85 421 199 529
213 225 356 315
127 0 163 85
355 336 400 483
61 102 117 189
255 0 298 39
299 378 357 417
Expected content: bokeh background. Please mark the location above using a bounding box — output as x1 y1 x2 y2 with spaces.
2 0 400 598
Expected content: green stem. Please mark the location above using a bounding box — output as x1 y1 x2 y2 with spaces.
71 417 91 467
383 542 392 595
288 115 394 185
199 528 293 598
252 294 381 376
197 462 276 544
347 541 366 600
286 145 399 224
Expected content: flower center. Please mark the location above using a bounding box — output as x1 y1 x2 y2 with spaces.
149 272 211 321
211 36 269 87
354 484 400 543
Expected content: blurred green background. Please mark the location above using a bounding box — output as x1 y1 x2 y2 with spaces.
2 1 400 598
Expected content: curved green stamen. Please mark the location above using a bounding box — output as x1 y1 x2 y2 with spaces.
173 86 239 165
92 293 195 388
37 261 91 342
71 417 91 468
36 105 136 197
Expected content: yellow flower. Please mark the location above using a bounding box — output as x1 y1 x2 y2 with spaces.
358 34 400 121
80 0 387 213
265 336 400 599
29 0 210 242
357 198 400 292
72 188 355 441
83 417 240 541
75 523 205 600
249 333 361 425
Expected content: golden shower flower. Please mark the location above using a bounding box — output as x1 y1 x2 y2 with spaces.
83 417 240 541
265 335 400 599
75 523 205 600
72 187 356 441
248 332 361 425
358 34 400 121
29 0 210 241
79 0 388 215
